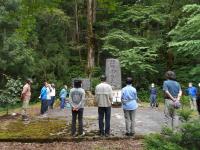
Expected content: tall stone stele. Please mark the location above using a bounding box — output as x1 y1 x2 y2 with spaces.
105 59 122 90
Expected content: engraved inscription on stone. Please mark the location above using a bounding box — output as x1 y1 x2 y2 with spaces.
106 59 121 90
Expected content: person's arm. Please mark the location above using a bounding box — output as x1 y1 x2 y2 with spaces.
59 89 63 97
163 81 175 102
40 87 46 99
109 86 113 103
21 85 28 100
68 89 75 108
177 90 182 101
165 90 176 102
77 89 86 109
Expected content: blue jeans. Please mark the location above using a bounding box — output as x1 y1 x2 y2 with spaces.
98 107 111 135
60 97 65 109
150 94 157 107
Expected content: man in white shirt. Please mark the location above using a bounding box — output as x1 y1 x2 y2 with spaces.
95 75 113 137
49 83 56 109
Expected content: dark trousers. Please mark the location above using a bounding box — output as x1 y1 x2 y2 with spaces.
41 100 48 114
197 97 200 115
71 108 84 135
98 107 111 135
50 96 55 109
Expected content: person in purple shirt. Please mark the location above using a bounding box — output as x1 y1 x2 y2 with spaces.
149 83 157 108
121 77 138 136
187 82 197 110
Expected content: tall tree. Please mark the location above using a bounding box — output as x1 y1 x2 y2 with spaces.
87 0 96 78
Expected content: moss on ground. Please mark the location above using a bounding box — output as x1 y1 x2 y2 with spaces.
0 118 67 139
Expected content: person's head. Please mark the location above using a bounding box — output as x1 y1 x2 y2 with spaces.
74 80 82 88
189 82 192 87
51 83 55 88
151 83 155 88
126 77 133 85
64 85 67 89
44 81 48 87
26 78 33 84
100 75 106 82
165 71 176 80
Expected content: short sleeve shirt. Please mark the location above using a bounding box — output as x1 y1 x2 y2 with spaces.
163 80 181 97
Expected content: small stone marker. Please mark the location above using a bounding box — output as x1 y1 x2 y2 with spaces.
106 59 121 90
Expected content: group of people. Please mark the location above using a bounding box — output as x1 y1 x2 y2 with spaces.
149 80 200 114
20 70 200 137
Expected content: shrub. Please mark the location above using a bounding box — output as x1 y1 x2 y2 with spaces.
145 119 200 150
0 77 23 114
177 109 193 122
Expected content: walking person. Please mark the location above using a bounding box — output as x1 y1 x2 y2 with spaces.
95 75 113 137
163 71 182 129
187 82 197 110
59 85 68 109
49 83 56 109
21 78 32 121
121 77 138 136
39 81 48 116
69 80 85 136
149 83 157 108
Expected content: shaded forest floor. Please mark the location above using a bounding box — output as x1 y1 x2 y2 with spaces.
0 139 143 150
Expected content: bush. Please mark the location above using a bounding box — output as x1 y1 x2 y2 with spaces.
177 109 193 122
145 119 200 150
0 77 23 114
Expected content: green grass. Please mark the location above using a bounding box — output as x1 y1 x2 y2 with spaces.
0 118 67 139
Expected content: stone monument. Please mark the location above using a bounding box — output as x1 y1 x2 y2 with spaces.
106 59 122 104
106 58 121 90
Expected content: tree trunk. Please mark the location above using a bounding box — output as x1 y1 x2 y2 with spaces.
86 0 96 78
75 0 82 63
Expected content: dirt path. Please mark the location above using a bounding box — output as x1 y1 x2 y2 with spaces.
46 106 164 136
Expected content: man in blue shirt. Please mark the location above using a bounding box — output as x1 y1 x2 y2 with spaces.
187 82 197 110
40 81 48 115
163 71 182 129
149 83 157 108
121 77 138 136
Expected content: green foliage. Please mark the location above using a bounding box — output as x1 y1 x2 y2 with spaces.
180 96 190 108
169 4 200 83
0 77 23 114
177 109 193 122
145 119 200 150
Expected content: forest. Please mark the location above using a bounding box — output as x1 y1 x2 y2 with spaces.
1 0 200 98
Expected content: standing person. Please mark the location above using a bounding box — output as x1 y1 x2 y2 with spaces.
95 75 113 137
40 81 48 116
149 83 157 108
46 84 51 110
163 71 182 129
49 83 56 109
197 83 200 116
121 77 138 136
21 79 32 121
187 82 197 110
59 85 68 109
69 80 86 136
